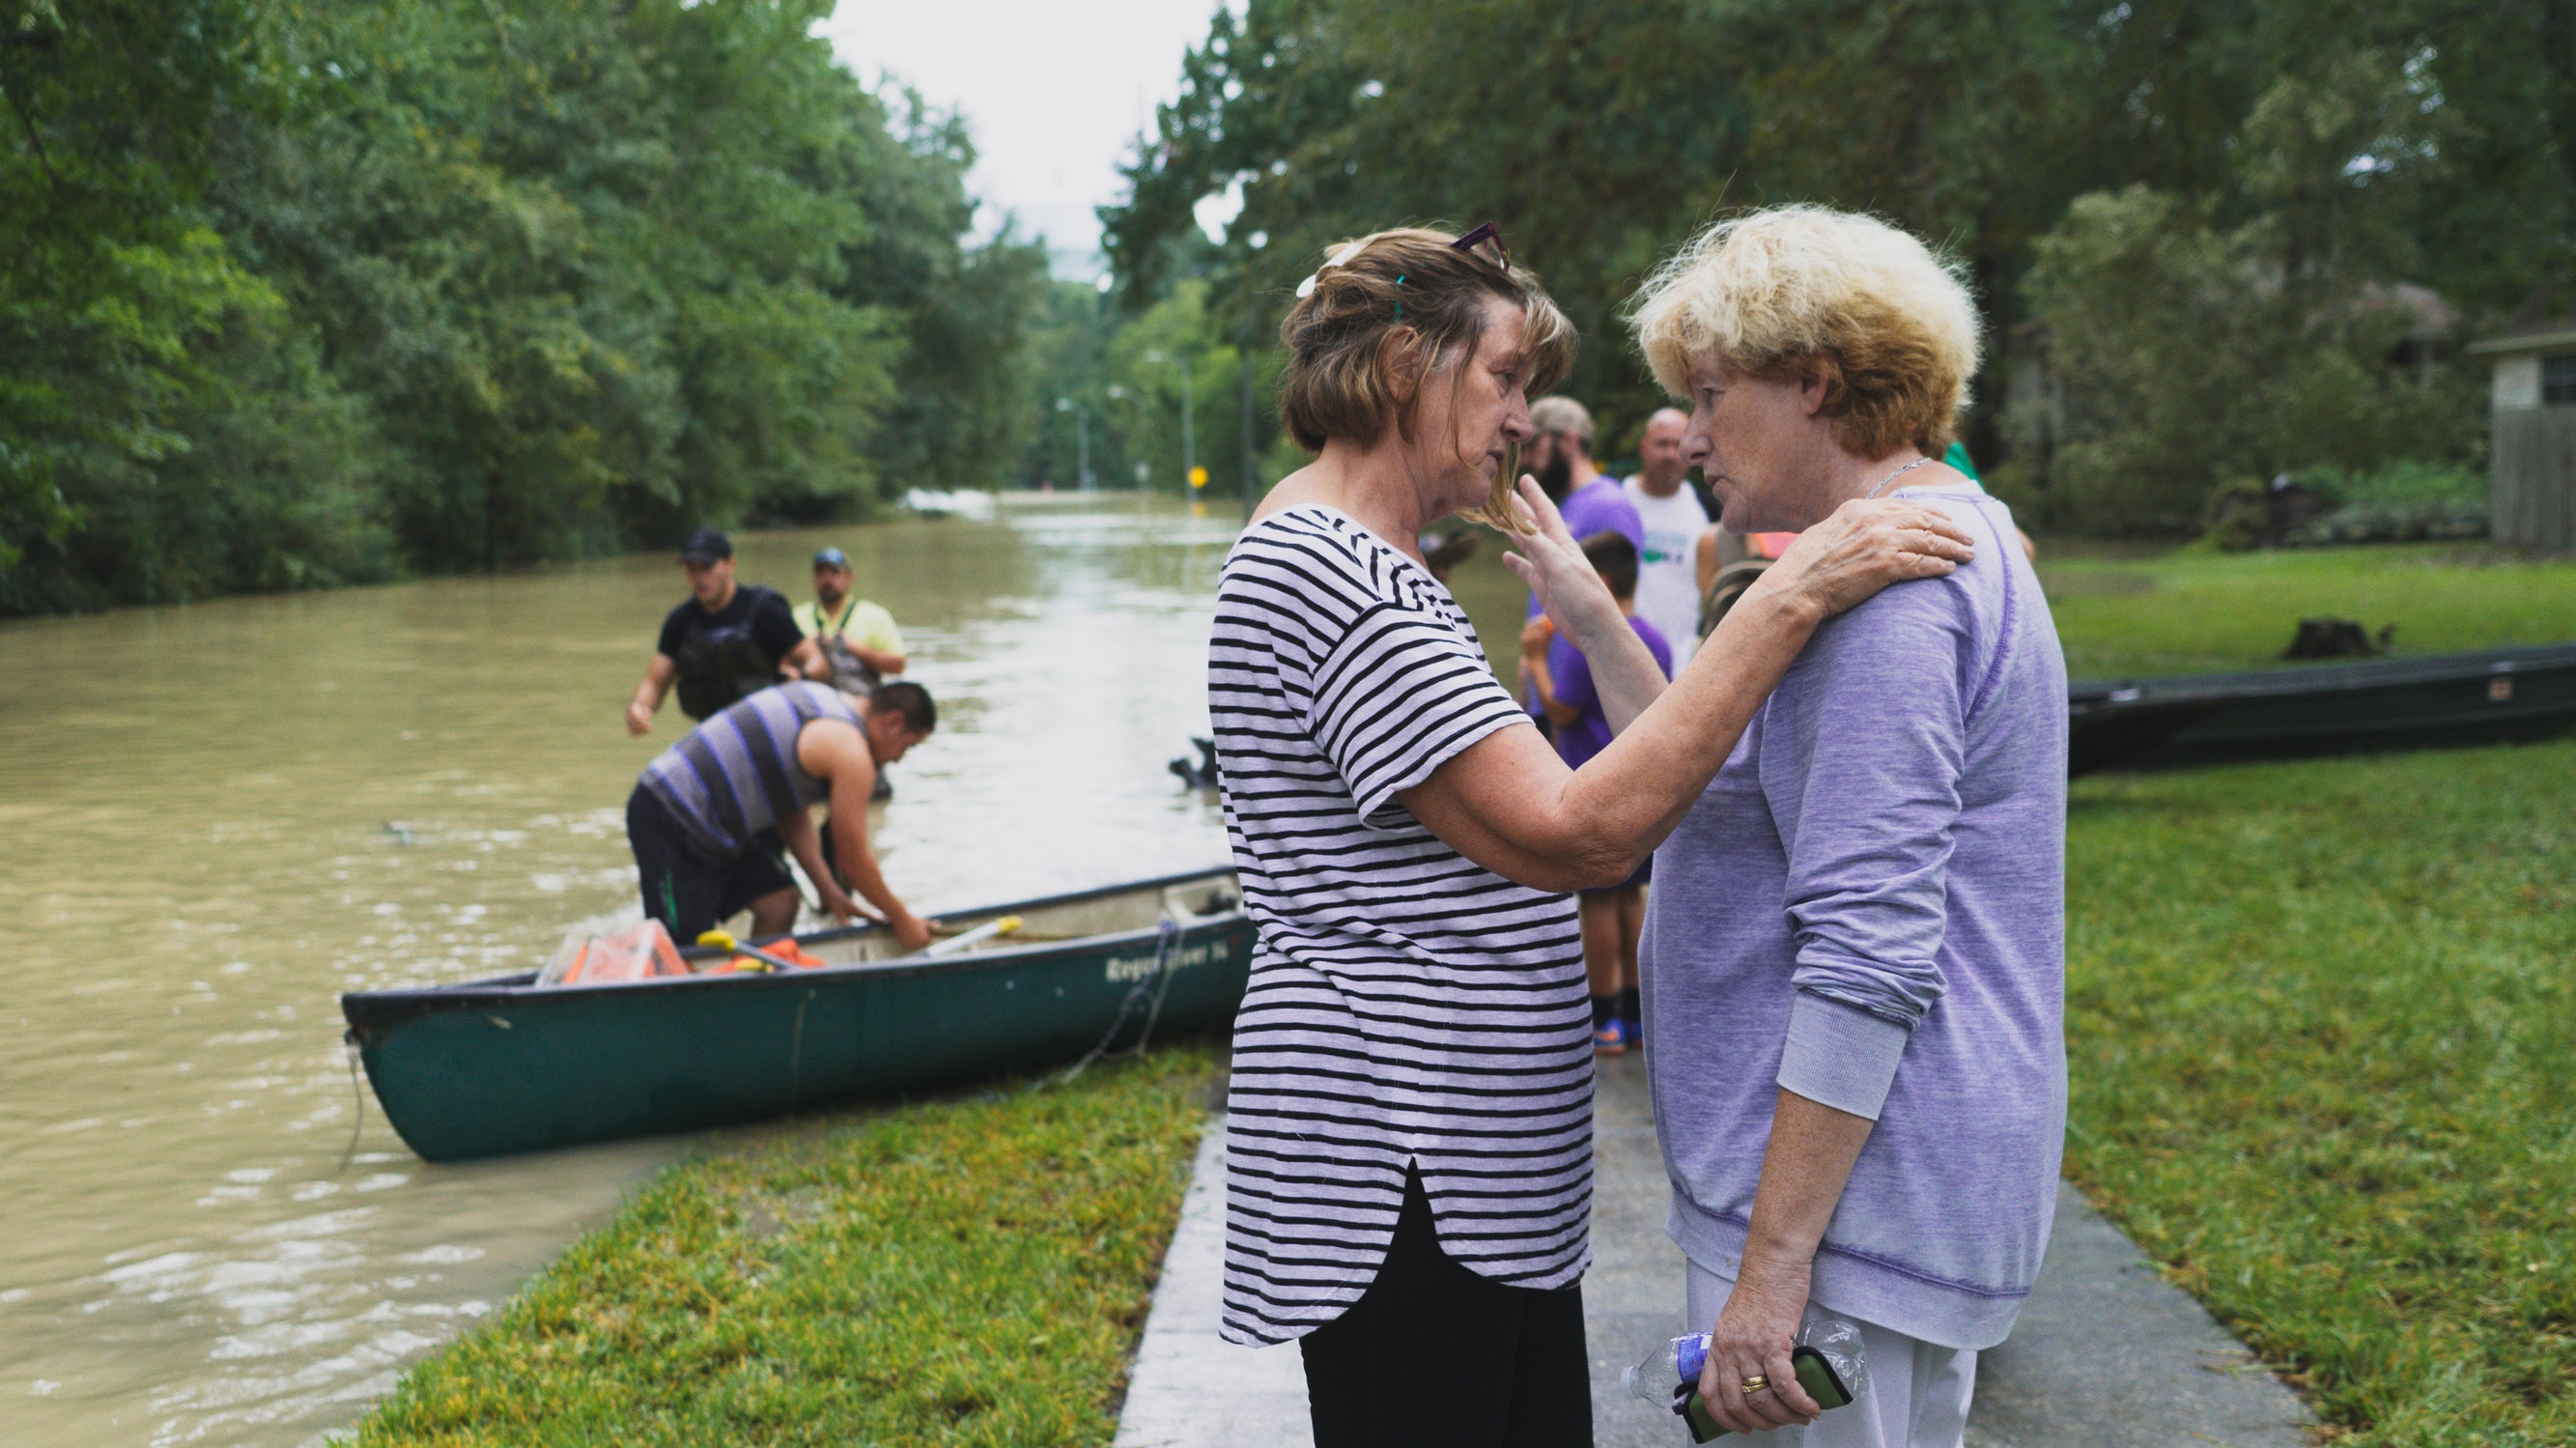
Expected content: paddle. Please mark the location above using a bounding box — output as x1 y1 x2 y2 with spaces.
920 916 1023 957
694 929 804 973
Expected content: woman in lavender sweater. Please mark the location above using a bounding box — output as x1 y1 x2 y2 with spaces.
1514 206 2068 1446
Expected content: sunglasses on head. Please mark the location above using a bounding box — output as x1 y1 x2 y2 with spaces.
1449 221 1510 271
1296 222 1513 300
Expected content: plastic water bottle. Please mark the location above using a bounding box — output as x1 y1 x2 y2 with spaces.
1621 1307 1871 1441
1620 1330 1712 1407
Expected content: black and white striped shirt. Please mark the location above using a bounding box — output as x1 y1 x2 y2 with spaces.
1209 506 1592 1346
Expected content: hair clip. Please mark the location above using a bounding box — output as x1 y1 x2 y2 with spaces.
1296 239 1371 299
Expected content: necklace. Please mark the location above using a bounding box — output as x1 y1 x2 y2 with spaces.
1862 455 1933 500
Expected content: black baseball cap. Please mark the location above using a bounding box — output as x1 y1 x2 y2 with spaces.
813 547 849 568
679 527 732 564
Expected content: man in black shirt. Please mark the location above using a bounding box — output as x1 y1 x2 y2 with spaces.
625 528 823 735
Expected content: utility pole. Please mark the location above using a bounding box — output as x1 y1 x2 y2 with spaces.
1178 352 1196 493
1149 350 1203 497
1057 396 1091 492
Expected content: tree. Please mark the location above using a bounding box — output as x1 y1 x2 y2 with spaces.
839 92 1051 497
2012 53 2478 531
0 0 280 602
1100 0 2559 529
0 0 1050 611
1108 0 1750 439
1016 281 1121 490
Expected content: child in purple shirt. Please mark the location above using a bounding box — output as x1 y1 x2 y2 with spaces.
1519 533 1672 1053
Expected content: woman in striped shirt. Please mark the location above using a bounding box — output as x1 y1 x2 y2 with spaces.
1208 224 1975 1447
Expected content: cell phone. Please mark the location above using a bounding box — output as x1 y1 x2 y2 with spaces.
1671 1346 1854 1442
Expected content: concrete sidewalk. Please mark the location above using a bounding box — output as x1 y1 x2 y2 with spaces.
1117 1056 2312 1447
1113 1124 1313 1448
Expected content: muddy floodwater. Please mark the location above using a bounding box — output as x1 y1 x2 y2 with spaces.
0 494 1545 1448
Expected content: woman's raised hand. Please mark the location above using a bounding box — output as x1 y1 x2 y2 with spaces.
1498 476 1628 650
1751 497 1975 623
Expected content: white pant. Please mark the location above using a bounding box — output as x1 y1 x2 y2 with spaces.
1684 1259 1977 1448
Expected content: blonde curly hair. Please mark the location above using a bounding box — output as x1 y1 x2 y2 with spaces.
1627 205 1979 459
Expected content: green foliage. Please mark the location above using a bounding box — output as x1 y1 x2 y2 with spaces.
0 0 1046 612
1100 281 1254 496
1015 281 1116 490
1109 0 1755 435
2012 183 2473 533
2064 743 2576 1443
1101 2 2572 525
2287 459 2490 546
2015 187 2274 532
1007 276 1253 498
0 0 273 594
2012 53 2483 533
2307 459 2488 511
42 278 399 604
352 1048 1218 1447
835 91 1052 503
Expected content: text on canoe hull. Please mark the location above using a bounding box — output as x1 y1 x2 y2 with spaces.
1103 939 1228 984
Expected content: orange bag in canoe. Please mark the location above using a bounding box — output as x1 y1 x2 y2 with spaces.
721 939 829 973
545 919 690 985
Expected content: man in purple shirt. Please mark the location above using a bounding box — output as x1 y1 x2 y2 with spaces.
1524 397 1643 619
1519 532 1671 1054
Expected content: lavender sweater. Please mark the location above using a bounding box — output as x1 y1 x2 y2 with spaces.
1642 483 2069 1350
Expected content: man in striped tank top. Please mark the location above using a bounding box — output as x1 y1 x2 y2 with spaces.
627 680 939 950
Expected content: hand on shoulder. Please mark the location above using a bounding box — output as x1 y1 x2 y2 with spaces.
1760 497 1976 623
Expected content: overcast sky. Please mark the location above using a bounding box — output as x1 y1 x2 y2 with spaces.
816 0 1233 277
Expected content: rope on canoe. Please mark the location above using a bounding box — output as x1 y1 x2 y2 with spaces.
336 1029 366 1174
1049 916 1182 1090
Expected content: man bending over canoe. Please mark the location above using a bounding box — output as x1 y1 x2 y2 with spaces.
628 679 939 952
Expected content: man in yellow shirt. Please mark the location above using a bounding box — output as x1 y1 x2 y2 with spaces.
795 547 907 698
797 547 907 814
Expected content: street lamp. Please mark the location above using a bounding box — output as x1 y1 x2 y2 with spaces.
1106 383 1144 490
1054 395 1091 492
1146 349 1200 494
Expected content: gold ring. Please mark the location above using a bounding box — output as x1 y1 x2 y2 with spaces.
1740 1375 1769 1395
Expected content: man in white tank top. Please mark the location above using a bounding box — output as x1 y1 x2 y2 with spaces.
1622 408 1713 657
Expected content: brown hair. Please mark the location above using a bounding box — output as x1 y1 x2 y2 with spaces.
1579 530 1638 600
1276 227 1575 527
870 681 936 735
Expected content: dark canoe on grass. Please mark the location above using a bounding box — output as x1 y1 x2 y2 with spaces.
341 867 1252 1162
2068 643 2576 776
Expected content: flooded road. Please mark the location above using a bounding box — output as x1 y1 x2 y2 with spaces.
0 494 1370 1446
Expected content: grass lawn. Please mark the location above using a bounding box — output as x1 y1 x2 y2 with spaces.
2040 543 2576 679
2065 738 2576 1446
1455 531 2576 685
351 1047 1221 1447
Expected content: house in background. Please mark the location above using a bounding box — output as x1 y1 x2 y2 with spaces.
2373 282 2457 386
2469 316 2576 551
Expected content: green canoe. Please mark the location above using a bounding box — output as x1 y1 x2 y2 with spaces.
340 867 1253 1162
